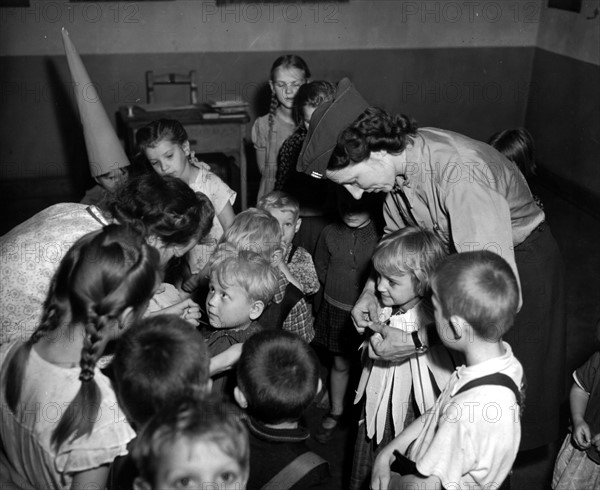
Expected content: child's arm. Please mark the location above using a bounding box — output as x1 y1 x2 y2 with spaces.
146 298 202 327
390 474 444 490
371 415 427 489
217 201 235 231
278 261 303 291
570 382 592 450
210 343 243 376
71 465 109 490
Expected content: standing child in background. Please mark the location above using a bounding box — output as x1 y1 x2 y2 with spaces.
489 127 544 209
258 191 320 296
275 80 337 255
313 189 380 443
136 118 237 287
252 55 311 202
350 228 455 490
371 251 525 490
221 208 315 344
131 396 249 490
203 243 279 395
0 225 159 490
235 330 332 490
552 348 600 489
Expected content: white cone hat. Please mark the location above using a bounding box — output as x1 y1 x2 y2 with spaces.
61 28 130 177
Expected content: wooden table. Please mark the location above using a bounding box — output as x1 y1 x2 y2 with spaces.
118 105 250 210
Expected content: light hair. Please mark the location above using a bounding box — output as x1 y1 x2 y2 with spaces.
220 207 283 260
257 190 300 221
132 395 249 485
431 250 519 341
373 228 448 296
207 243 279 304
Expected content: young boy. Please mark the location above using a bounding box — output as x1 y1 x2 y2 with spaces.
81 166 129 208
204 243 279 394
235 330 332 489
108 314 212 488
221 208 315 343
371 250 525 490
258 191 320 296
132 396 249 490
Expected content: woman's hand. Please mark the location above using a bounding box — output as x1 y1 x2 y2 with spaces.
367 322 417 363
351 287 380 335
159 298 202 327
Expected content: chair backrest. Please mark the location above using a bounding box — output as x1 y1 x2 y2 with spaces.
145 70 199 105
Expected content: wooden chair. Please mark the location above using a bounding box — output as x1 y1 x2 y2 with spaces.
145 70 199 105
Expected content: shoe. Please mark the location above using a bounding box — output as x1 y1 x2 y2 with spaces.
313 412 343 444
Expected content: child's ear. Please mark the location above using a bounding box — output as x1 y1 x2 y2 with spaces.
133 477 152 490
271 247 284 266
269 80 275 93
249 300 265 320
118 306 136 332
182 140 191 156
449 315 466 340
295 217 302 234
233 386 248 409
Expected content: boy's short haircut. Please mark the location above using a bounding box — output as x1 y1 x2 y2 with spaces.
432 250 519 341
237 330 319 425
220 207 283 260
373 227 448 296
207 243 279 304
112 315 210 427
132 395 249 485
257 191 300 221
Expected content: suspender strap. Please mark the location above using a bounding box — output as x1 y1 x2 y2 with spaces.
454 373 522 406
278 283 304 327
287 244 298 264
260 451 328 490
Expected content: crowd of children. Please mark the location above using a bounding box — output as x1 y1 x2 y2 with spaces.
0 48 590 490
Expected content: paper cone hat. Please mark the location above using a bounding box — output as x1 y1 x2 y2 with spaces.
61 28 130 177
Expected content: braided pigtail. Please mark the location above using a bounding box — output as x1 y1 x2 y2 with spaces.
47 224 160 450
267 91 278 141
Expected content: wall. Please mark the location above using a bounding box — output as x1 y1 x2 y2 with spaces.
0 0 541 230
527 0 600 209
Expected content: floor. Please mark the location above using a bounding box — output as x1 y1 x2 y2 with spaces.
301 179 600 490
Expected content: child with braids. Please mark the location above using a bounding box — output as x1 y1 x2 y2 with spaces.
252 55 311 202
0 224 160 490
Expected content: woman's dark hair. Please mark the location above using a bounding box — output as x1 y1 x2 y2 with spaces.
135 119 188 153
107 172 214 246
293 80 336 126
488 127 536 178
3 225 160 450
329 107 418 171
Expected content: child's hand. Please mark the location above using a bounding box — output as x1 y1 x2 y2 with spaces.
592 432 600 451
370 442 397 490
161 298 202 327
572 419 592 450
181 272 203 294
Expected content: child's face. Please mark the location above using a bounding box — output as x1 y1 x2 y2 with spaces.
302 105 317 130
269 209 300 248
206 273 257 329
149 438 247 490
377 272 420 310
270 66 306 110
96 167 129 193
145 139 191 181
341 210 371 229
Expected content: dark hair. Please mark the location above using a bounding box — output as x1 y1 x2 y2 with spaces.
293 80 336 125
132 395 249 485
108 172 214 246
329 107 418 171
267 55 311 135
112 314 211 427
488 127 536 178
135 118 188 153
3 224 160 450
431 251 519 341
237 330 319 424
